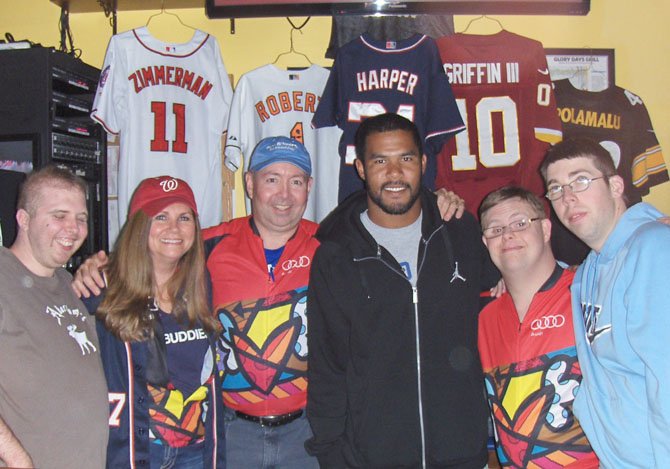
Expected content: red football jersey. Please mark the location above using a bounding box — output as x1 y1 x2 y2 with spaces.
436 31 562 214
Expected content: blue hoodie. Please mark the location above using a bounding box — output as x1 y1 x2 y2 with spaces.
571 202 670 468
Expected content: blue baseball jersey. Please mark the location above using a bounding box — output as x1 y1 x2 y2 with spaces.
313 34 465 201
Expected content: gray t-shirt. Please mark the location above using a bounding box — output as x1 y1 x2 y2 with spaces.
361 210 423 286
0 247 108 469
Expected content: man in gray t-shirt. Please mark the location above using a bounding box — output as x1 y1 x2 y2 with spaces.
0 166 108 469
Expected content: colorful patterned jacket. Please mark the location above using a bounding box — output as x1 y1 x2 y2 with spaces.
203 216 319 417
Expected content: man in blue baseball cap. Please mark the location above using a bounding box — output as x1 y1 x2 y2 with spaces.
204 136 320 467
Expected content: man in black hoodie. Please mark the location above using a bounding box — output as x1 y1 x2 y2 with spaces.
305 113 499 468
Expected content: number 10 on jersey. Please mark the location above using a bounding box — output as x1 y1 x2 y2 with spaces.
450 84 552 171
450 97 521 171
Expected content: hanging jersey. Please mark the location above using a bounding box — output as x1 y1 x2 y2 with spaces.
550 79 667 265
436 31 562 214
478 268 598 468
224 64 342 222
325 15 455 59
553 79 667 202
92 27 233 228
313 33 465 202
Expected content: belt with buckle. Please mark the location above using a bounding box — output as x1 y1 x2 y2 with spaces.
235 409 303 427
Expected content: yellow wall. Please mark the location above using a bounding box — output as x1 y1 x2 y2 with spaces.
1 0 668 212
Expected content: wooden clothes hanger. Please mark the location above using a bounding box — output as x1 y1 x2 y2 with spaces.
272 17 313 68
460 15 505 34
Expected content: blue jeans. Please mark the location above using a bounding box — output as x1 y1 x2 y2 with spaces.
149 441 205 469
224 408 319 469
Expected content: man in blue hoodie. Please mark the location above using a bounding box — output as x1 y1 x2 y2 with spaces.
540 137 670 468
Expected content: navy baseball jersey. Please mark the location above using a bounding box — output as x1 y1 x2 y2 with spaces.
312 34 465 202
436 31 562 214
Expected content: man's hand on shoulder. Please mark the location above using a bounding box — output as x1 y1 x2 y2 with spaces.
490 278 507 298
71 250 109 298
435 188 465 221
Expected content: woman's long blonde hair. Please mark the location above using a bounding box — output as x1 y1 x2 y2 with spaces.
97 209 219 342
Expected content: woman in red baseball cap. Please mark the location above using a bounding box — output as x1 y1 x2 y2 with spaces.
83 176 223 469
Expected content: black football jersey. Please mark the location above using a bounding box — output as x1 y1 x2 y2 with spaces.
551 79 667 265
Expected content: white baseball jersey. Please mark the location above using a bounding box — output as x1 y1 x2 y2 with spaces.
92 27 233 228
225 64 341 222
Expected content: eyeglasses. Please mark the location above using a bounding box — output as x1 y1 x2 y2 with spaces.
482 217 543 239
545 175 608 201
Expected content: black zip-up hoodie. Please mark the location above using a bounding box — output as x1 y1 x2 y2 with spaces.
305 188 499 468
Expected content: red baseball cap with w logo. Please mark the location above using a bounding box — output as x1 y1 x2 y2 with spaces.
128 176 198 218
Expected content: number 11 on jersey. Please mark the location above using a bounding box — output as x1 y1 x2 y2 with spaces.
150 101 189 154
